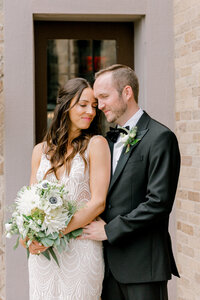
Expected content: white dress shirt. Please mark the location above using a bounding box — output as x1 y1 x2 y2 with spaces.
112 108 144 174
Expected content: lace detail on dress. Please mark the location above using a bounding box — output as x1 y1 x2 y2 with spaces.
28 138 104 300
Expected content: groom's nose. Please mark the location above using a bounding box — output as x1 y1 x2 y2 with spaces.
98 100 105 111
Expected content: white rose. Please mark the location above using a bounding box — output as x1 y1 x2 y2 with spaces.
5 223 13 232
129 132 136 138
6 232 12 239
120 134 129 144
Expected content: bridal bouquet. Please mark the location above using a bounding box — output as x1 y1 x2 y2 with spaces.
5 180 82 266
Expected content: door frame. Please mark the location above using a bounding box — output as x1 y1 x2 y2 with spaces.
34 21 134 143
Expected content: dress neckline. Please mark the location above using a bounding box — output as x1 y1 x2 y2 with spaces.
40 152 84 182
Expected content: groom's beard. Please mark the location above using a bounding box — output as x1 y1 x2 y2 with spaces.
104 101 127 124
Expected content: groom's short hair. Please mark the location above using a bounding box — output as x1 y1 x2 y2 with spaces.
95 64 139 103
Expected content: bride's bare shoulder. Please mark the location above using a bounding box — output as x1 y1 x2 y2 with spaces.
89 135 108 147
88 135 110 157
30 142 47 184
32 142 45 163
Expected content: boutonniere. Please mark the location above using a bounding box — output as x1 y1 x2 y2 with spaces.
119 126 141 153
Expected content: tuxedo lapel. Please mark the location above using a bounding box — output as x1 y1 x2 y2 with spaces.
108 111 150 194
106 137 114 176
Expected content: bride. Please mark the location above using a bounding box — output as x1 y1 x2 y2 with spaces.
21 77 110 300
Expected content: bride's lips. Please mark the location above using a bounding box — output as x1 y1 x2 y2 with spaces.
81 117 93 121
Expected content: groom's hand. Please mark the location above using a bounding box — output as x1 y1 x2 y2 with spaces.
79 217 108 241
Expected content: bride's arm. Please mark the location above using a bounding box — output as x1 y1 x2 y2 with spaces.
29 142 44 185
62 136 110 235
20 142 48 253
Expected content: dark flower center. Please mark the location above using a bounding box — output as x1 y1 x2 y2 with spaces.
49 197 57 204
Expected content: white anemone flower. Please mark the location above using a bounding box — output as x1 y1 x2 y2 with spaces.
37 180 51 189
47 193 63 210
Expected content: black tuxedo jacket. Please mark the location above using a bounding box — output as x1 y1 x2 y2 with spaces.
103 111 180 284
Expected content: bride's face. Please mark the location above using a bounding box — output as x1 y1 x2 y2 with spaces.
68 88 97 132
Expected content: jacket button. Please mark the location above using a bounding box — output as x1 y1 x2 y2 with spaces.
108 204 112 209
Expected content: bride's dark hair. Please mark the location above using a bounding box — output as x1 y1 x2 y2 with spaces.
43 77 102 179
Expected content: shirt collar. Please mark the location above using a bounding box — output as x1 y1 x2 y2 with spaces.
122 108 144 129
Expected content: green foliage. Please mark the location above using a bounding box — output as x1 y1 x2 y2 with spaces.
13 236 20 250
40 237 54 247
31 208 45 223
49 247 60 267
41 249 50 261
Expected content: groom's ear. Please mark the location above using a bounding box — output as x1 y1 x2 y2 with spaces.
122 85 133 102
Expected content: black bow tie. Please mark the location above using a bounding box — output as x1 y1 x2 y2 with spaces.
106 126 130 143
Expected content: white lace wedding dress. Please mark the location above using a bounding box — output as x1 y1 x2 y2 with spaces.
28 141 104 300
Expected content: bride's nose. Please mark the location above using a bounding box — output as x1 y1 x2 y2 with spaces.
86 105 95 116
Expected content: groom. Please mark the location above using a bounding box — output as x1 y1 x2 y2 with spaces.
82 64 180 300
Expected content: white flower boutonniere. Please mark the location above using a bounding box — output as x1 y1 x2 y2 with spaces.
119 126 141 153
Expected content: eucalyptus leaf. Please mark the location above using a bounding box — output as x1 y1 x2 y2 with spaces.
60 238 66 249
71 228 83 238
37 232 46 238
64 235 70 243
47 232 59 240
49 247 60 267
56 244 63 254
54 237 61 246
41 249 51 261
40 237 54 247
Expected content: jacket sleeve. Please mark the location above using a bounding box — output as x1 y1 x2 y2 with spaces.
105 130 180 245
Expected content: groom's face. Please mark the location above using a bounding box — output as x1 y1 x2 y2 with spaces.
94 73 127 124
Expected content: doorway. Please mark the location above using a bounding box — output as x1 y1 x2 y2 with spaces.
34 21 134 143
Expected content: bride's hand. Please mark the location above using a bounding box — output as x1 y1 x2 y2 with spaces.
29 240 49 255
19 237 28 249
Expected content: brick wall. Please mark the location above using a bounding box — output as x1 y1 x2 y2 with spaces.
0 0 4 298
174 0 200 299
